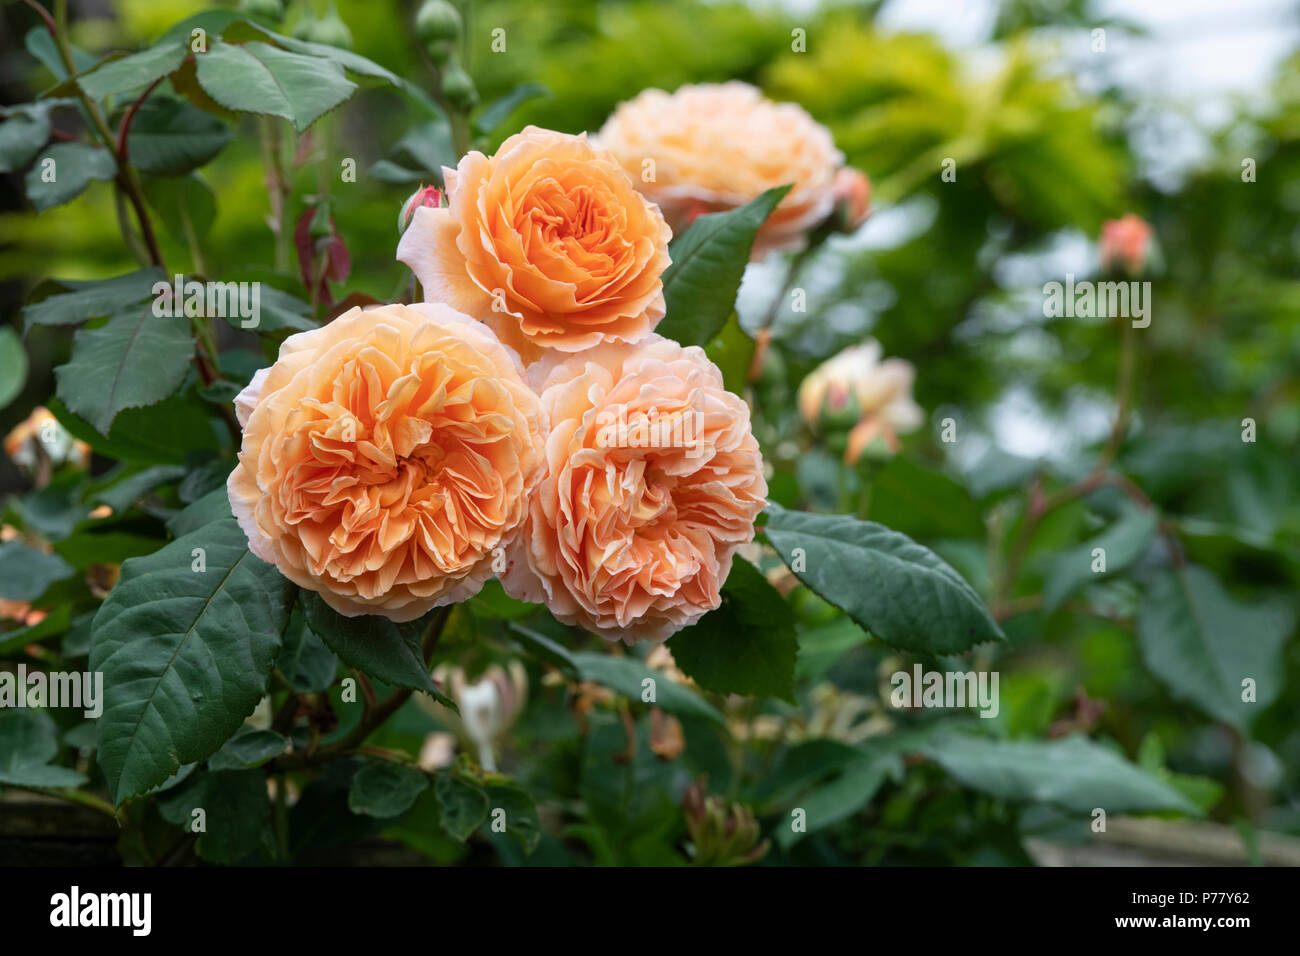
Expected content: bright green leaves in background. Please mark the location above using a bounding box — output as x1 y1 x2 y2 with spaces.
91 518 294 803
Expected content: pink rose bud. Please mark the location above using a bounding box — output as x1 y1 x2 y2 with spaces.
398 184 443 234
1100 214 1152 275
831 167 871 232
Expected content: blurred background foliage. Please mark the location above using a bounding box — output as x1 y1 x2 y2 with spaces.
1 0 1299 866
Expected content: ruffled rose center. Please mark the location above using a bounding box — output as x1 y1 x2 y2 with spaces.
268 342 520 594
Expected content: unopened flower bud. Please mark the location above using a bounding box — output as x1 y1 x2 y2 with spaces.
831 167 871 233
1100 214 1153 276
306 4 353 50
440 63 478 112
308 203 334 242
398 184 443 234
416 0 463 45
238 0 284 20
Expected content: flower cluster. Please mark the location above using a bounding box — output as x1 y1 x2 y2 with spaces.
230 84 855 641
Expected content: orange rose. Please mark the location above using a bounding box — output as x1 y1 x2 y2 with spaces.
228 303 547 621
597 82 844 257
397 126 672 360
501 335 767 643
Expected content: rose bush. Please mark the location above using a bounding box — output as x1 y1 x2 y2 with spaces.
3 0 1294 874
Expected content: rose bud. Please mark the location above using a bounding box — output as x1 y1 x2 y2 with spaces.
398 185 443 235
1100 214 1153 275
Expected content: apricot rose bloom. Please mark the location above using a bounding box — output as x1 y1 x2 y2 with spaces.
227 303 547 621
502 335 768 643
597 82 844 257
397 126 672 360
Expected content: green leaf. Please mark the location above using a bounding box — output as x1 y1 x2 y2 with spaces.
208 726 288 771
22 268 164 329
703 312 755 393
48 394 222 466
348 761 429 818
1042 502 1158 612
368 159 426 184
54 530 162 569
128 98 232 175
506 622 579 678
657 185 791 347
765 503 1005 654
0 104 52 174
1137 564 1294 730
241 285 315 333
862 456 986 541
472 82 548 135
0 605 73 656
0 327 28 409
93 464 187 513
0 710 86 788
55 306 195 435
668 557 798 702
298 591 453 706
166 487 233 538
24 142 116 212
77 39 188 101
751 738 867 807
776 750 898 849
0 540 74 601
228 22 441 116
279 606 338 693
433 772 489 841
90 518 295 804
571 652 725 724
194 40 357 132
144 173 217 248
483 781 542 853
25 26 96 81
923 730 1202 815
157 769 270 864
